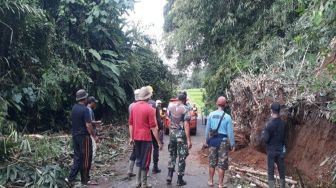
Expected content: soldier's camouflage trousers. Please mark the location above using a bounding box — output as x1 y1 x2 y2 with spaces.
209 140 229 170
168 129 189 175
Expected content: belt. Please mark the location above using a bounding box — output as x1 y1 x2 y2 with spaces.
170 126 183 130
170 123 183 129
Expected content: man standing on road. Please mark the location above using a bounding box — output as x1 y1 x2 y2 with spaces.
127 89 140 178
129 86 163 188
148 97 164 174
262 102 287 188
87 96 102 163
204 96 235 188
67 89 98 185
156 100 164 144
166 93 192 186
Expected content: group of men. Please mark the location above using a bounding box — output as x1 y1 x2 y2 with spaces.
66 87 287 188
127 87 239 188
127 86 193 187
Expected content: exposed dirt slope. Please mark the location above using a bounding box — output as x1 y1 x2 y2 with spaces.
229 74 336 186
286 103 336 185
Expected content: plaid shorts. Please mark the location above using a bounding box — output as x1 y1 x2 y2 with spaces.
209 140 229 170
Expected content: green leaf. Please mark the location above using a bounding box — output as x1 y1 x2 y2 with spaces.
90 63 99 71
88 49 101 61
97 88 105 104
100 60 120 76
100 18 107 24
99 50 118 58
93 9 100 17
105 97 116 111
0 172 6 185
12 93 22 103
86 16 93 24
9 101 21 111
114 85 126 102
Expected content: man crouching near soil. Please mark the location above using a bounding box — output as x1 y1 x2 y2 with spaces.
262 102 287 188
128 86 163 188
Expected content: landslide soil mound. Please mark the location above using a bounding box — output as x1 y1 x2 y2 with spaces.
229 74 336 186
285 104 336 186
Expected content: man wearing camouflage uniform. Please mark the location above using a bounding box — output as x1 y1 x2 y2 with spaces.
166 93 192 186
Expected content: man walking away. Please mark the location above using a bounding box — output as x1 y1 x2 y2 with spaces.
67 89 99 185
204 96 235 188
129 86 163 188
127 89 140 178
148 97 164 174
87 96 102 163
262 102 287 188
166 93 192 186
156 100 164 144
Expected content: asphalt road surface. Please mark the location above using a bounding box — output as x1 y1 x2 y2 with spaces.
106 117 234 188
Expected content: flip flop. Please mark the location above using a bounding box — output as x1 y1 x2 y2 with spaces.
85 180 99 185
218 184 226 188
207 180 214 187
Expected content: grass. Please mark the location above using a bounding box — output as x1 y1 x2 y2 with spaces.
187 88 204 109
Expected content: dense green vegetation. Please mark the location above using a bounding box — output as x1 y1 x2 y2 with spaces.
0 0 175 132
0 1 176 186
164 0 336 115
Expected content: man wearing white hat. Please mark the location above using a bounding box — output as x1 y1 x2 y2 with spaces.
129 86 163 188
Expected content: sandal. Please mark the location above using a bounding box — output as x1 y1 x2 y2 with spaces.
218 184 226 188
85 180 99 185
207 180 214 187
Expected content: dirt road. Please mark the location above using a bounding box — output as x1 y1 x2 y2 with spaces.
106 118 234 188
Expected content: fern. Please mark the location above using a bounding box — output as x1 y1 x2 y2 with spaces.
0 0 45 17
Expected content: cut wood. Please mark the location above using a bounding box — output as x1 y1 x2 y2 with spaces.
232 166 298 185
25 134 70 139
242 174 268 188
246 172 268 183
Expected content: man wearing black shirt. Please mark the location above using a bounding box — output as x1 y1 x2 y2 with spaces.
262 102 287 188
67 89 98 185
148 98 164 174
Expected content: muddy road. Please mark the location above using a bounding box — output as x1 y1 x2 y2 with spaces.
105 118 234 188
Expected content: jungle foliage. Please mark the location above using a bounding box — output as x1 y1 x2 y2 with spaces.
163 0 336 118
0 0 175 132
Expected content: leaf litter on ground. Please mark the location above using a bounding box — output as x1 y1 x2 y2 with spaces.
1 124 129 187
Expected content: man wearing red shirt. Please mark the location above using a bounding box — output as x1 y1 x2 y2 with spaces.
129 86 163 188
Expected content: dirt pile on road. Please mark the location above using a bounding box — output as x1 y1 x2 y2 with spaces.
229 74 336 186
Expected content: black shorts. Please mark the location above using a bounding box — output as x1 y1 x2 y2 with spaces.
134 141 152 171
